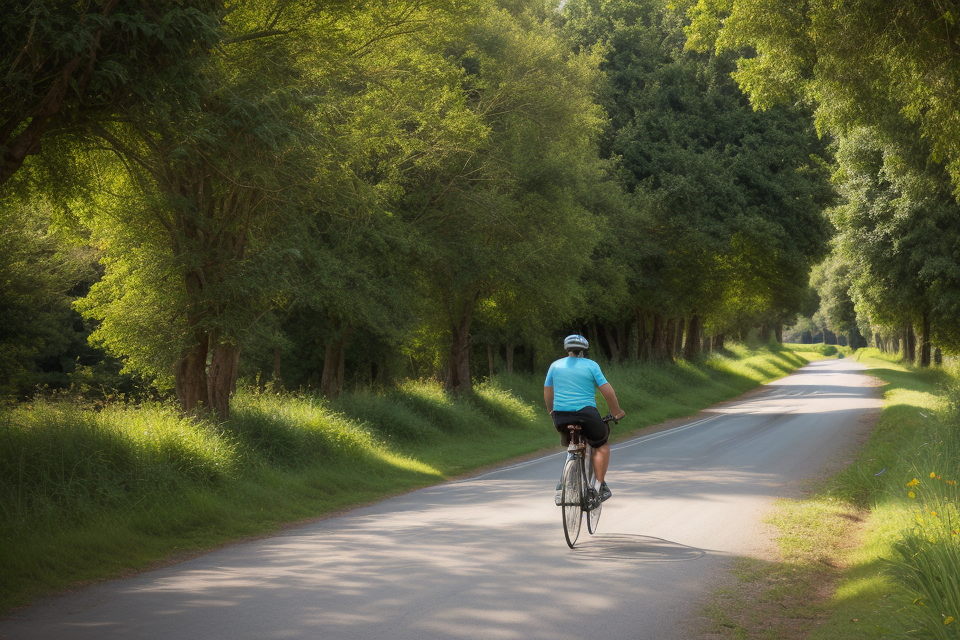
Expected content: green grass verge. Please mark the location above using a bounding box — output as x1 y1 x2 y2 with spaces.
701 348 960 640
0 342 817 614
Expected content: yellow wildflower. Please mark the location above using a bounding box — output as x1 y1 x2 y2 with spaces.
909 491 916 499
932 472 938 479
908 478 920 487
945 617 955 625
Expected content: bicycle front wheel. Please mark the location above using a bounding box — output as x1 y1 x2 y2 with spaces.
584 449 602 534
561 457 583 548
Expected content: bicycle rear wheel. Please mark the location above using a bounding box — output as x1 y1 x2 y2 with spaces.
561 457 583 548
584 448 602 534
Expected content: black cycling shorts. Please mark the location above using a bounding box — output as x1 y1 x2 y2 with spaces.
552 406 610 448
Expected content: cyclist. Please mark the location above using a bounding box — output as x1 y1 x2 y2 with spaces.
545 334 625 503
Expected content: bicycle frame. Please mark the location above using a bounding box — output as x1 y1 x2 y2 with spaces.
558 414 616 548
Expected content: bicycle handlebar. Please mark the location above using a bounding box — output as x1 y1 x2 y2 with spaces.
601 413 620 426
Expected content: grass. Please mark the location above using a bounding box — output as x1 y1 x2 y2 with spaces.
700 347 960 640
0 341 817 614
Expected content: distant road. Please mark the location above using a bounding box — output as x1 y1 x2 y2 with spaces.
0 359 881 640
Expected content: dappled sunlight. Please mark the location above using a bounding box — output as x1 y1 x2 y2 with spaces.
74 479 708 640
368 448 444 478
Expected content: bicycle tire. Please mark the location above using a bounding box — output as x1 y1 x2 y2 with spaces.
585 448 602 534
561 456 583 548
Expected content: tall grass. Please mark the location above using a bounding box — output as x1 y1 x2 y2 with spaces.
784 348 960 640
887 378 960 639
0 342 815 613
0 401 240 533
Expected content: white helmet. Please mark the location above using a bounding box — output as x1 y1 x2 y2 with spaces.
563 334 589 352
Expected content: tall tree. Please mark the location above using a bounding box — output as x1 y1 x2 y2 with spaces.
399 1 608 394
830 128 960 363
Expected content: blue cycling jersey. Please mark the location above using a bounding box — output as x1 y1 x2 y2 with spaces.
544 357 608 411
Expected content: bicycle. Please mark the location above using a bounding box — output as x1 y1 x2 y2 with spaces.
558 414 618 548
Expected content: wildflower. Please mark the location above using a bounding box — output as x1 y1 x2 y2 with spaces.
932 472 938 479
930 511 939 517
909 491 916 499
953 530 959 537
945 616 955 625
948 480 957 486
908 478 920 487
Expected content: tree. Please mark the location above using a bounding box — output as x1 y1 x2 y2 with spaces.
685 0 960 199
830 128 960 364
396 1 608 394
810 251 865 349
0 0 221 186
0 198 96 397
561 0 833 355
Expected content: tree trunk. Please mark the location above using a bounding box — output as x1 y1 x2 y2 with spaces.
774 322 783 343
636 308 651 362
920 313 931 367
208 340 240 421
586 322 600 356
617 322 630 362
273 345 282 382
715 333 726 351
505 343 515 374
604 324 621 363
487 344 496 377
174 332 209 414
444 292 479 395
684 314 701 360
665 318 677 362
652 312 668 362
675 316 685 356
320 323 354 398
905 325 916 363
935 347 943 366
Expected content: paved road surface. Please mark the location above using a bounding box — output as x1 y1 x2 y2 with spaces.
0 359 881 640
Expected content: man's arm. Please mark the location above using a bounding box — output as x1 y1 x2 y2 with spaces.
599 383 625 419
544 385 554 415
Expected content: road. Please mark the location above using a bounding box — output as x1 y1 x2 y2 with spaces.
0 358 881 640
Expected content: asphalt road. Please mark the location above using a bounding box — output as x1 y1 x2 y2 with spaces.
0 358 881 640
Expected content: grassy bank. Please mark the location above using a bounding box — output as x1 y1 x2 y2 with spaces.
703 348 960 640
0 342 816 614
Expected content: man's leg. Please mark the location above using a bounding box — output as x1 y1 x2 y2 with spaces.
592 443 610 484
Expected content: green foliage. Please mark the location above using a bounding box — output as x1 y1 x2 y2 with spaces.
829 128 960 353
0 0 222 185
685 0 960 198
0 199 100 397
561 0 833 335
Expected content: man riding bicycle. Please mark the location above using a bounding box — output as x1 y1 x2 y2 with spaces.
544 334 625 503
